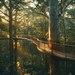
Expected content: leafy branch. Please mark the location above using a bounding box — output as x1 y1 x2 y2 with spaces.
0 10 9 17
1 1 9 10
59 0 73 17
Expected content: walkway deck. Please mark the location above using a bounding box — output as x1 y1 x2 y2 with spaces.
0 35 75 61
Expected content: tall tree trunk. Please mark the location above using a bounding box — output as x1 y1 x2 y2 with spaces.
63 12 67 75
63 12 66 45
9 0 13 75
49 0 60 75
49 0 60 42
15 2 17 75
49 56 60 75
44 54 48 72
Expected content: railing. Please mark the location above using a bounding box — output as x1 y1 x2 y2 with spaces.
22 35 75 60
0 35 75 61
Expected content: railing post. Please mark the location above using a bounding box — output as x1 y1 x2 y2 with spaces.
49 55 52 75
65 45 67 59
65 45 67 75
37 40 39 48
65 61 67 75
52 43 53 54
44 42 45 52
15 38 17 75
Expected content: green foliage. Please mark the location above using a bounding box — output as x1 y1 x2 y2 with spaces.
60 7 75 42
0 16 9 36
30 17 48 38
0 0 75 75
0 40 10 75
65 10 75 42
67 9 75 16
0 22 9 32
0 2 3 8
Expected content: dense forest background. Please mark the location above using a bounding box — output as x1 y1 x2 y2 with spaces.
0 0 75 75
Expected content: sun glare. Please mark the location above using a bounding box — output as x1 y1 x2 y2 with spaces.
5 0 8 2
0 14 4 16
67 5 72 9
7 35 9 38
30 3 36 8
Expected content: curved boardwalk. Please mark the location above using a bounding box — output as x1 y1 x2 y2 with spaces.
0 35 75 61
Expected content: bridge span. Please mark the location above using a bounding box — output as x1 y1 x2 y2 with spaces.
0 35 75 61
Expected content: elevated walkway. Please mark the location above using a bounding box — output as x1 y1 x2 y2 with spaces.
0 35 75 61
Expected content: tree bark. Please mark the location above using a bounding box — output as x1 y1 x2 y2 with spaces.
49 56 60 75
44 54 48 72
49 0 60 75
49 0 60 42
48 0 60 51
63 12 67 75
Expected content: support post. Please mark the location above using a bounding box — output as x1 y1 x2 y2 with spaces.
49 55 52 75
63 10 67 75
65 61 67 75
15 38 17 75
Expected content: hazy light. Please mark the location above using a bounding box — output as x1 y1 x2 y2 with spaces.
7 35 9 38
67 5 72 9
34 0 38 5
17 42 20 47
17 62 20 66
2 19 8 23
46 12 49 16
29 22 30 25
5 0 8 2
16 35 18 38
30 3 36 8
0 14 4 16
5 17 8 20
25 0 33 2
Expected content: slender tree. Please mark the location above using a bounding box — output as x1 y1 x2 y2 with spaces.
14 0 17 74
9 0 13 75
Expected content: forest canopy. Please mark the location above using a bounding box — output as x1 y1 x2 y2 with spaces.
0 0 75 75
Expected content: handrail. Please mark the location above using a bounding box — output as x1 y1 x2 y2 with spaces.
1 34 75 43
0 35 75 61
23 35 75 47
0 35 75 47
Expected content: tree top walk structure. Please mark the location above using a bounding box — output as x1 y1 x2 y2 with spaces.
0 35 75 61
